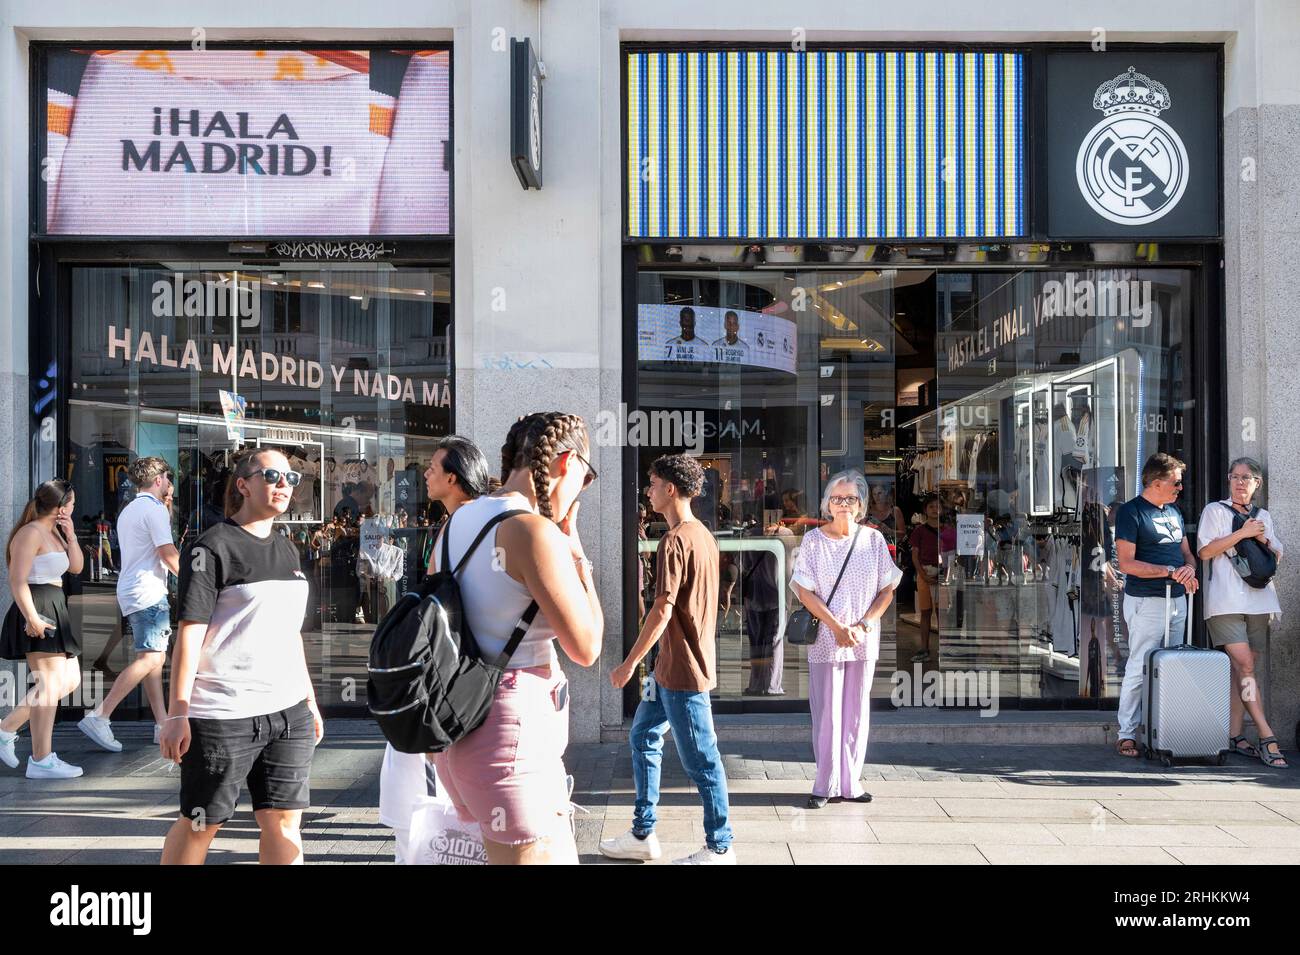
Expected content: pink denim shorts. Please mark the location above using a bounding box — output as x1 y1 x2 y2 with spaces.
432 664 570 846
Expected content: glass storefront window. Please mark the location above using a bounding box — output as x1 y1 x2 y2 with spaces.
65 263 451 713
633 266 1195 709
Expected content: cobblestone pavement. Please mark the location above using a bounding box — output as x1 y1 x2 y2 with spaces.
1 721 1297 864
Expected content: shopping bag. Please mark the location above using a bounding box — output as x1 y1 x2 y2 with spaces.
406 797 488 865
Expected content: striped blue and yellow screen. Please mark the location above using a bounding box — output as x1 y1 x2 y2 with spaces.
626 49 1025 240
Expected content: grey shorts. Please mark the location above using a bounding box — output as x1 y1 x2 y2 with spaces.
1206 613 1270 653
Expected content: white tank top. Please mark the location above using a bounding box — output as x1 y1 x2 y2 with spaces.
28 549 70 584
436 494 557 669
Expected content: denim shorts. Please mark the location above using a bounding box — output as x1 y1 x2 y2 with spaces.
125 599 172 653
179 699 316 826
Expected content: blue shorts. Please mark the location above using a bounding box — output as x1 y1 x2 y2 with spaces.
125 600 172 653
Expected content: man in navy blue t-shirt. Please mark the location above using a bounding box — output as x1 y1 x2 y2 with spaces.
1113 452 1200 756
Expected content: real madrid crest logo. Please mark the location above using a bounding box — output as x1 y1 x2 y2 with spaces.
1075 66 1189 225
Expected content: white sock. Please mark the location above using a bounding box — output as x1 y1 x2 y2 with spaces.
0 727 16 740
89 705 105 720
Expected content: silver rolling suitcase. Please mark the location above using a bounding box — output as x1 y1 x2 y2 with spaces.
1141 582 1231 766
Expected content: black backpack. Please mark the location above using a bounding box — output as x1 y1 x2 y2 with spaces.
367 509 538 754
1216 502 1278 589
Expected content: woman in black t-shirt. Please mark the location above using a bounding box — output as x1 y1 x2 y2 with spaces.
160 447 322 865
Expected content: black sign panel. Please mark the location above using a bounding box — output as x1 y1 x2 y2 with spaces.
510 38 543 189
1045 50 1220 239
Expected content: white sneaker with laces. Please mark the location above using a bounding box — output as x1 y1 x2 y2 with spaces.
673 844 737 865
77 714 123 752
0 729 18 770
26 753 84 779
598 829 662 861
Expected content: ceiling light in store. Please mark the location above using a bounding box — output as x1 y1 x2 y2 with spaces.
820 337 886 352
308 281 325 289
349 295 364 301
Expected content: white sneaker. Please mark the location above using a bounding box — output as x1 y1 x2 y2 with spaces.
673 844 737 865
26 753 84 779
77 714 123 752
598 829 662 862
0 729 18 770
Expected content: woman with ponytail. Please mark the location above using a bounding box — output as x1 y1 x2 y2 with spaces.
430 411 603 864
1 480 86 778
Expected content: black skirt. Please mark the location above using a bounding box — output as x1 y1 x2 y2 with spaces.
0 583 79 659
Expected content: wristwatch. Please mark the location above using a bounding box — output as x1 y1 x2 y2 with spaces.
1166 565 1177 578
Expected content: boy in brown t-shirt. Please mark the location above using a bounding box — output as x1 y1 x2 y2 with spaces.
602 454 734 865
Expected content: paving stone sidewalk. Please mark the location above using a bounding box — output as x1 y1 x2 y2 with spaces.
1 721 1297 865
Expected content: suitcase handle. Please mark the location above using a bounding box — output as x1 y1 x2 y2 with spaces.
1162 578 1193 649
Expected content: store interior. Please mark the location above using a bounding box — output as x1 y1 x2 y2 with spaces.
61 262 452 715
634 263 1193 709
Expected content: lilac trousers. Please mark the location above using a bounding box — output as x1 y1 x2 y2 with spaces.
808 660 876 799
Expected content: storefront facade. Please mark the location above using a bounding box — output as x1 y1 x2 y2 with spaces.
28 42 455 714
622 45 1223 713
1 1 1297 744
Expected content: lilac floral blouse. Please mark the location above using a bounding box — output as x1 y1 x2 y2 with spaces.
791 525 902 664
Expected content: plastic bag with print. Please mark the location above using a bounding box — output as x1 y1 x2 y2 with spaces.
407 798 489 866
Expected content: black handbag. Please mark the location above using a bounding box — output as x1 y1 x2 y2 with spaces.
1216 502 1277 589
786 525 860 646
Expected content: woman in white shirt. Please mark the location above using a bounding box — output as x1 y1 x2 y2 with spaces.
791 470 901 809
1196 457 1286 768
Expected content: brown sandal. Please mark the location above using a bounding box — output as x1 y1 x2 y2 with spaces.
1116 738 1140 758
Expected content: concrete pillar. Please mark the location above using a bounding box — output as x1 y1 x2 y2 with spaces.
454 0 617 741
1223 0 1300 746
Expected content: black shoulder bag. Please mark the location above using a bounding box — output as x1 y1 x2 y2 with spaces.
1215 502 1278 589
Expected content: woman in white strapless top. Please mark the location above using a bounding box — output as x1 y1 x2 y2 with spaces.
430 412 603 866
0 480 86 778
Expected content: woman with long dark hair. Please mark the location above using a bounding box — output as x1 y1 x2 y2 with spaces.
0 479 87 778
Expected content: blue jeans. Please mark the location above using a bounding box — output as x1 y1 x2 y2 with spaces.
125 599 172 653
630 675 732 851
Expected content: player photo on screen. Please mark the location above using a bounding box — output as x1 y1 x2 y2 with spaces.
638 303 797 373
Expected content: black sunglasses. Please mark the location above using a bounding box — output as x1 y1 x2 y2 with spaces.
571 451 598 488
250 467 302 488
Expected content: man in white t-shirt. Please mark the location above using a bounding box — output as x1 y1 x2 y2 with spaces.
79 456 180 752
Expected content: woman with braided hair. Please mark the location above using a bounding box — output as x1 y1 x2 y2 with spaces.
430 411 603 864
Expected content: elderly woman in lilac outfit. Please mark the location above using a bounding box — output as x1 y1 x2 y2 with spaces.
791 469 901 810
